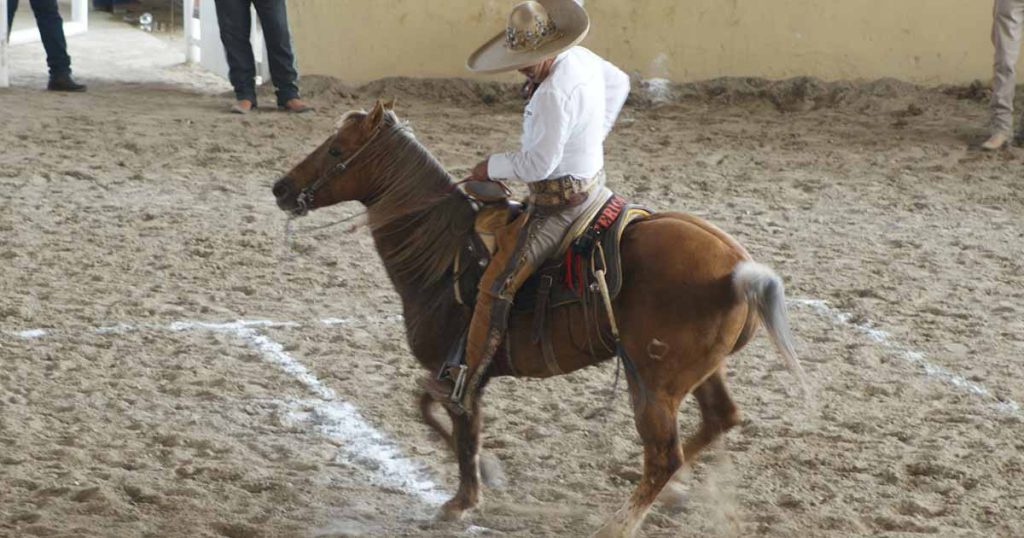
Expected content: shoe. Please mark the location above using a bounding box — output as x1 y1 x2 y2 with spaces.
979 133 1009 151
230 99 255 114
47 75 86 92
279 98 313 114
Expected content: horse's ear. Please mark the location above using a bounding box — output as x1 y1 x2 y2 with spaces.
363 100 386 133
382 97 397 111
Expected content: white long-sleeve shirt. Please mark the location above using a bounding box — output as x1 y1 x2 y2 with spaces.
487 47 630 183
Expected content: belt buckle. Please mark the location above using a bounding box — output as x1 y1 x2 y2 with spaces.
528 176 588 206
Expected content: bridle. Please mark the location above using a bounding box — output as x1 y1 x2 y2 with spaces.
294 124 386 216
294 120 512 216
281 119 512 258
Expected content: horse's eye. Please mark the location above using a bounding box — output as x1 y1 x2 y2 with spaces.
328 148 342 158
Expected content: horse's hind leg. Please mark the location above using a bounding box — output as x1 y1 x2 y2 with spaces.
683 367 741 465
655 367 741 509
593 391 685 538
438 395 484 520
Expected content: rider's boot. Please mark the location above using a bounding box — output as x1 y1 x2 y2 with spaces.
454 290 512 412
425 211 531 415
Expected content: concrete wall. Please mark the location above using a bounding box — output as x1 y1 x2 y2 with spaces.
288 0 1014 85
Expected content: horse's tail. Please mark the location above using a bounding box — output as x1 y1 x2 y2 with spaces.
732 261 809 396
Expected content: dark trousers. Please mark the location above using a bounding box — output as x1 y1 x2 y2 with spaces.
6 0 72 77
213 0 300 106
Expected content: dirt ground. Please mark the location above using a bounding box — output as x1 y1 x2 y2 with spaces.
1 74 1023 538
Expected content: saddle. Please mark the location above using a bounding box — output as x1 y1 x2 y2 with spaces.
453 191 650 374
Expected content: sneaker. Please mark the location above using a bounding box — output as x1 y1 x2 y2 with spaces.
980 133 1009 151
47 75 86 92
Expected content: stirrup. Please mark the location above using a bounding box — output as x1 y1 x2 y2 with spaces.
450 365 468 402
438 330 468 381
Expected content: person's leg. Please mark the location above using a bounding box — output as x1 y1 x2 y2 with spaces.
251 0 303 108
1013 0 1024 145
7 0 19 38
453 184 613 412
450 209 536 413
987 0 1024 148
27 0 71 77
214 0 257 106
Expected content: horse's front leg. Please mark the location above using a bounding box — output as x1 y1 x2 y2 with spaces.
439 395 484 520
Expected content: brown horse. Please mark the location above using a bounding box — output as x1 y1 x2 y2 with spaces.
271 101 806 537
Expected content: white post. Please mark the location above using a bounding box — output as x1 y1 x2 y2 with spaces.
250 6 265 86
0 0 8 88
71 0 87 30
61 0 88 37
183 0 197 63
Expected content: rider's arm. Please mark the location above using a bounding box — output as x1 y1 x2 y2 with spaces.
602 60 630 140
487 89 572 183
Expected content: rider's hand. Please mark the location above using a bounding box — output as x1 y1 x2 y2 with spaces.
464 159 490 182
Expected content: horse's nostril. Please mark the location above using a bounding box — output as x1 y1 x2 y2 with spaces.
272 178 291 198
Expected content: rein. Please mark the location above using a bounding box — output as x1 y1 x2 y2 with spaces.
283 210 367 258
446 178 514 197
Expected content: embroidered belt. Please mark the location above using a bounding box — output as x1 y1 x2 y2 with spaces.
527 171 602 207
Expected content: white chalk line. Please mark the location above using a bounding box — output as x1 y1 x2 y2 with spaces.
9 315 460 512
169 320 449 507
14 298 1022 416
6 315 400 340
12 302 1021 417
792 298 1020 415
17 297 1016 523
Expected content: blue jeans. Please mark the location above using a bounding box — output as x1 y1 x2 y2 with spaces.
6 0 72 77
213 0 300 106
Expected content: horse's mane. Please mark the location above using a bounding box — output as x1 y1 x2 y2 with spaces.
341 110 473 289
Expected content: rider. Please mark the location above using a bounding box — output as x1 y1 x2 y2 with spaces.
434 0 630 413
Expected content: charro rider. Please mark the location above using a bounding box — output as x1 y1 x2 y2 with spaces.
429 0 630 413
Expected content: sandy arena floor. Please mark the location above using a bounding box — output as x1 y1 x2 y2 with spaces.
1 72 1023 538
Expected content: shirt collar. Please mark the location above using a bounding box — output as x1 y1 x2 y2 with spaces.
551 50 571 70
534 50 570 91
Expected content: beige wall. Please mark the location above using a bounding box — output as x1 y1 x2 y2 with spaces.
288 0 1015 85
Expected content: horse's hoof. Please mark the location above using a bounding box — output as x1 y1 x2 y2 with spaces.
437 499 473 522
590 521 632 538
590 529 628 538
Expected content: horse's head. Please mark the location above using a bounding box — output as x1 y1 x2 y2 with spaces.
273 99 395 215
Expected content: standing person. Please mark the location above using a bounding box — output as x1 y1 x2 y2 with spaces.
427 0 630 414
983 0 1024 150
213 0 311 114
5 0 86 91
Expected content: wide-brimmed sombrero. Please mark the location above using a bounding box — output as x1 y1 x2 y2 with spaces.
467 0 590 74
